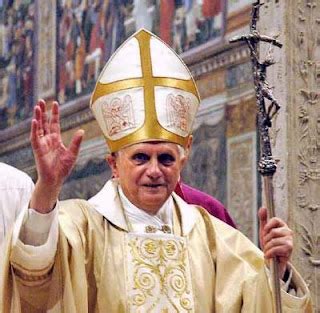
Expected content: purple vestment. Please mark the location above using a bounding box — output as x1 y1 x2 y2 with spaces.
175 181 237 228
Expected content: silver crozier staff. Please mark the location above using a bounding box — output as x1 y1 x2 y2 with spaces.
230 1 283 313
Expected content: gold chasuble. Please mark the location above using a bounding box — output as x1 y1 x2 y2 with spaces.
0 180 312 313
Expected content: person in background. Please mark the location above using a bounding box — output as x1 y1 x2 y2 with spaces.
174 180 236 228
0 162 34 247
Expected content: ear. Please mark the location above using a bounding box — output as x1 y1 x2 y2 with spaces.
184 135 193 160
179 136 193 169
106 153 119 178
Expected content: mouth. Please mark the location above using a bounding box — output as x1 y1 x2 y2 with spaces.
142 183 165 188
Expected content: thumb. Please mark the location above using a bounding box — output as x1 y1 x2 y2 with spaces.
258 207 268 249
68 129 85 157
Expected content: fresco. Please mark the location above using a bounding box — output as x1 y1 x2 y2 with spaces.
0 0 225 128
57 0 130 103
36 0 56 101
158 0 224 53
57 0 225 104
0 0 35 130
227 0 251 15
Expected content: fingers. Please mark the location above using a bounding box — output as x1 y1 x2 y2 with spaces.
68 129 85 158
259 208 293 270
258 207 268 223
263 217 286 234
258 207 268 248
30 119 40 150
39 99 50 135
263 225 292 244
31 102 46 150
261 217 291 245
31 100 62 152
49 101 61 134
258 208 268 231
263 235 293 259
32 100 61 135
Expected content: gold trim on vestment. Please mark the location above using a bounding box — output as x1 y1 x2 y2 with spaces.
126 234 195 311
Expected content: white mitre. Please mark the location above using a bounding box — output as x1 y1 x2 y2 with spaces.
90 28 200 152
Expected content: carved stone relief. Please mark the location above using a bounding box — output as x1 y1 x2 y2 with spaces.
294 2 320 309
259 1 320 310
227 132 257 242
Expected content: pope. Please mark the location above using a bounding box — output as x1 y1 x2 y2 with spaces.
0 29 312 313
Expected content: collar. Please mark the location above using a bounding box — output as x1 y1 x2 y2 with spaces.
88 179 198 236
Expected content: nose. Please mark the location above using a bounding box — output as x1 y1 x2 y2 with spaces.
146 158 162 179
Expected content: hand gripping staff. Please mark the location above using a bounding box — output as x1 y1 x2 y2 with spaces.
230 1 283 313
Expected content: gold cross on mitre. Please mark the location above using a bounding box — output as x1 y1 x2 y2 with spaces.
90 29 200 152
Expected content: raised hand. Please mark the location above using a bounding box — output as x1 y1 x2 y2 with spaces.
258 207 293 279
30 100 84 213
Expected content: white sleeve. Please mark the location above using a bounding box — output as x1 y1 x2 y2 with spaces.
14 176 35 220
265 265 305 297
11 204 59 271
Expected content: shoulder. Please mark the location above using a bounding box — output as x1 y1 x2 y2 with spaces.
179 182 236 227
59 199 105 230
180 182 225 209
0 163 34 190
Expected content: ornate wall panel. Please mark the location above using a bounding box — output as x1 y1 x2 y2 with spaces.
290 1 320 310
260 0 320 310
226 97 256 137
227 132 257 242
182 96 227 204
197 69 226 99
224 57 257 240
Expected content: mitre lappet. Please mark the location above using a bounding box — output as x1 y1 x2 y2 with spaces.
90 28 200 152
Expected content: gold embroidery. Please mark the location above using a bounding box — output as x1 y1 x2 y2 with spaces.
145 225 157 233
102 95 136 136
166 94 191 132
161 225 172 234
145 224 172 234
127 235 194 312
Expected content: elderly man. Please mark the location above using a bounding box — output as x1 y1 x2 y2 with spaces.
1 29 312 312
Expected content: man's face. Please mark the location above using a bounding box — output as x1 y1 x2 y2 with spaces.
107 142 187 215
